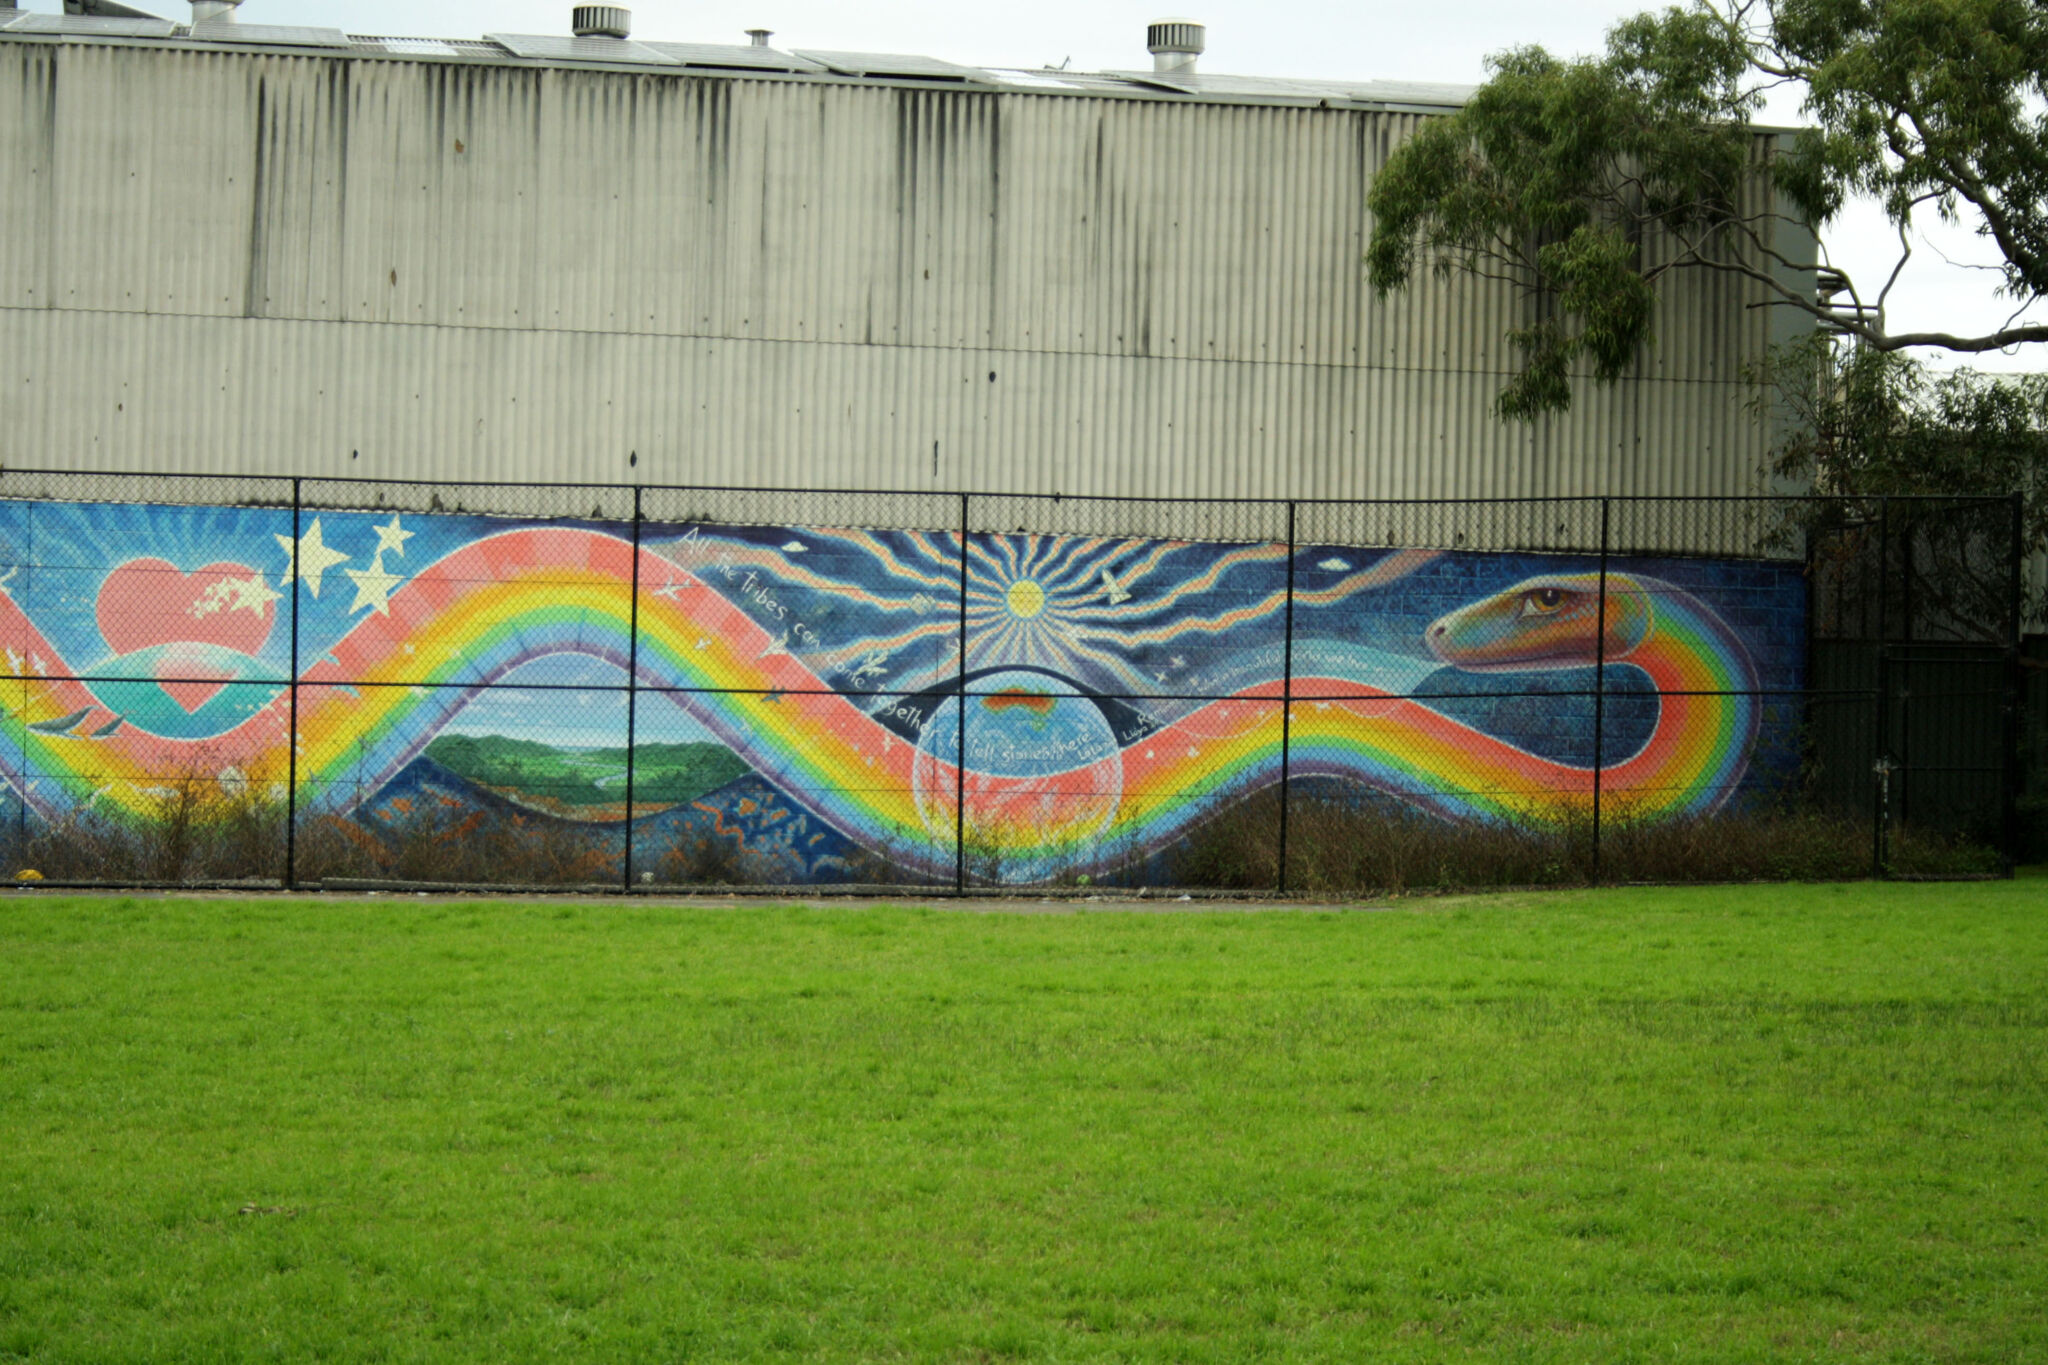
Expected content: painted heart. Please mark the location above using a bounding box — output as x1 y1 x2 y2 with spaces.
97 559 275 712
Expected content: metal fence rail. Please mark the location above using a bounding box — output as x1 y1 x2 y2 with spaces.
0 469 2025 892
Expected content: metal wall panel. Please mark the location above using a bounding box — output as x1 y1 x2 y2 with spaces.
48 46 257 317
0 35 1802 505
2 307 1775 506
0 44 58 311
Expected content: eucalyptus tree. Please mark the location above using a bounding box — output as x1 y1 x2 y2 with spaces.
1367 0 2048 418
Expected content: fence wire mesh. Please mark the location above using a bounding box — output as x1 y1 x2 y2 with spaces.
641 486 963 534
0 471 2024 892
301 478 639 523
967 493 1293 546
1294 497 1608 557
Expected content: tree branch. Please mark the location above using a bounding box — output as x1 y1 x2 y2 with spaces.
1858 324 2048 353
1897 106 2046 285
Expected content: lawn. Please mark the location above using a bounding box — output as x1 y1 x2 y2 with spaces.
1 882 2044 1362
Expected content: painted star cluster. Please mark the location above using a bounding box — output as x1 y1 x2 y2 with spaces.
274 515 415 616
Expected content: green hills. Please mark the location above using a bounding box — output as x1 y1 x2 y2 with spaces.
425 733 748 809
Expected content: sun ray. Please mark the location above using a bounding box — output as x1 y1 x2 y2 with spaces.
808 527 961 591
994 534 1024 579
1094 538 1182 593
1036 535 1120 590
964 538 1012 582
1064 543 1290 621
901 530 966 580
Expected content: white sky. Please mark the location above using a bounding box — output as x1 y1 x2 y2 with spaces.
27 0 2045 372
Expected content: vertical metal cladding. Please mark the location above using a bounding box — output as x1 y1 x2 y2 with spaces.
0 35 1804 507
0 43 59 312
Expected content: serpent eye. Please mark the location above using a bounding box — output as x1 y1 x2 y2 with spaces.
1518 587 1573 618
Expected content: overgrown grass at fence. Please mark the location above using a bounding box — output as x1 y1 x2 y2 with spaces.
0 783 2009 889
1163 790 2002 892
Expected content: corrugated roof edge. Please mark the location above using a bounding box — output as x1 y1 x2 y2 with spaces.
0 18 1468 105
795 49 994 82
351 35 507 58
1 11 179 37
2 24 1472 108
0 24 1816 127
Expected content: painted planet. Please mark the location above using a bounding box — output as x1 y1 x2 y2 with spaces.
909 669 1124 882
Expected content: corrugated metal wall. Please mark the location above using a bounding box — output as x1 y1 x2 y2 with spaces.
0 37 1808 504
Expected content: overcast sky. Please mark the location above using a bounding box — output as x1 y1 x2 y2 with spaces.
28 0 2043 373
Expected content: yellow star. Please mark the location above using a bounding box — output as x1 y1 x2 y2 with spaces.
345 550 404 617
274 518 351 599
372 514 414 559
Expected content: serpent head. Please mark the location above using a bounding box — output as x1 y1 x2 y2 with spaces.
1424 574 1650 673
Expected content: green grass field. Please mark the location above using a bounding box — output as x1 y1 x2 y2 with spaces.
2 882 2044 1362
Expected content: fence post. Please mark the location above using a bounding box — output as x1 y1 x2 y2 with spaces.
2004 490 2025 876
284 476 301 889
1800 510 1819 831
622 485 643 892
1591 498 1609 882
1277 501 1297 894
955 493 969 894
1873 646 1890 878
1871 497 1891 878
2012 492 2028 652
1875 496 1890 645
1899 515 1918 829
16 505 26 858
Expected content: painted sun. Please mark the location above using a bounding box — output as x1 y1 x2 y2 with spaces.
1006 579 1046 618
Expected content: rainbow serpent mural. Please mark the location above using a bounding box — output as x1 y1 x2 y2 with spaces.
0 503 1802 882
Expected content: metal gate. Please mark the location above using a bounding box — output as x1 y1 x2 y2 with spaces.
1874 645 2022 874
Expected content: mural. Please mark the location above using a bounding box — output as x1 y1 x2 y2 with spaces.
0 500 1805 883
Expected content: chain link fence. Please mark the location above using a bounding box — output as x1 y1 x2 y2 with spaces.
0 471 2024 892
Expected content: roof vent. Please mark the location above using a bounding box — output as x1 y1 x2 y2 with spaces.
571 4 629 38
745 28 771 47
189 0 239 21
1146 18 1203 73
